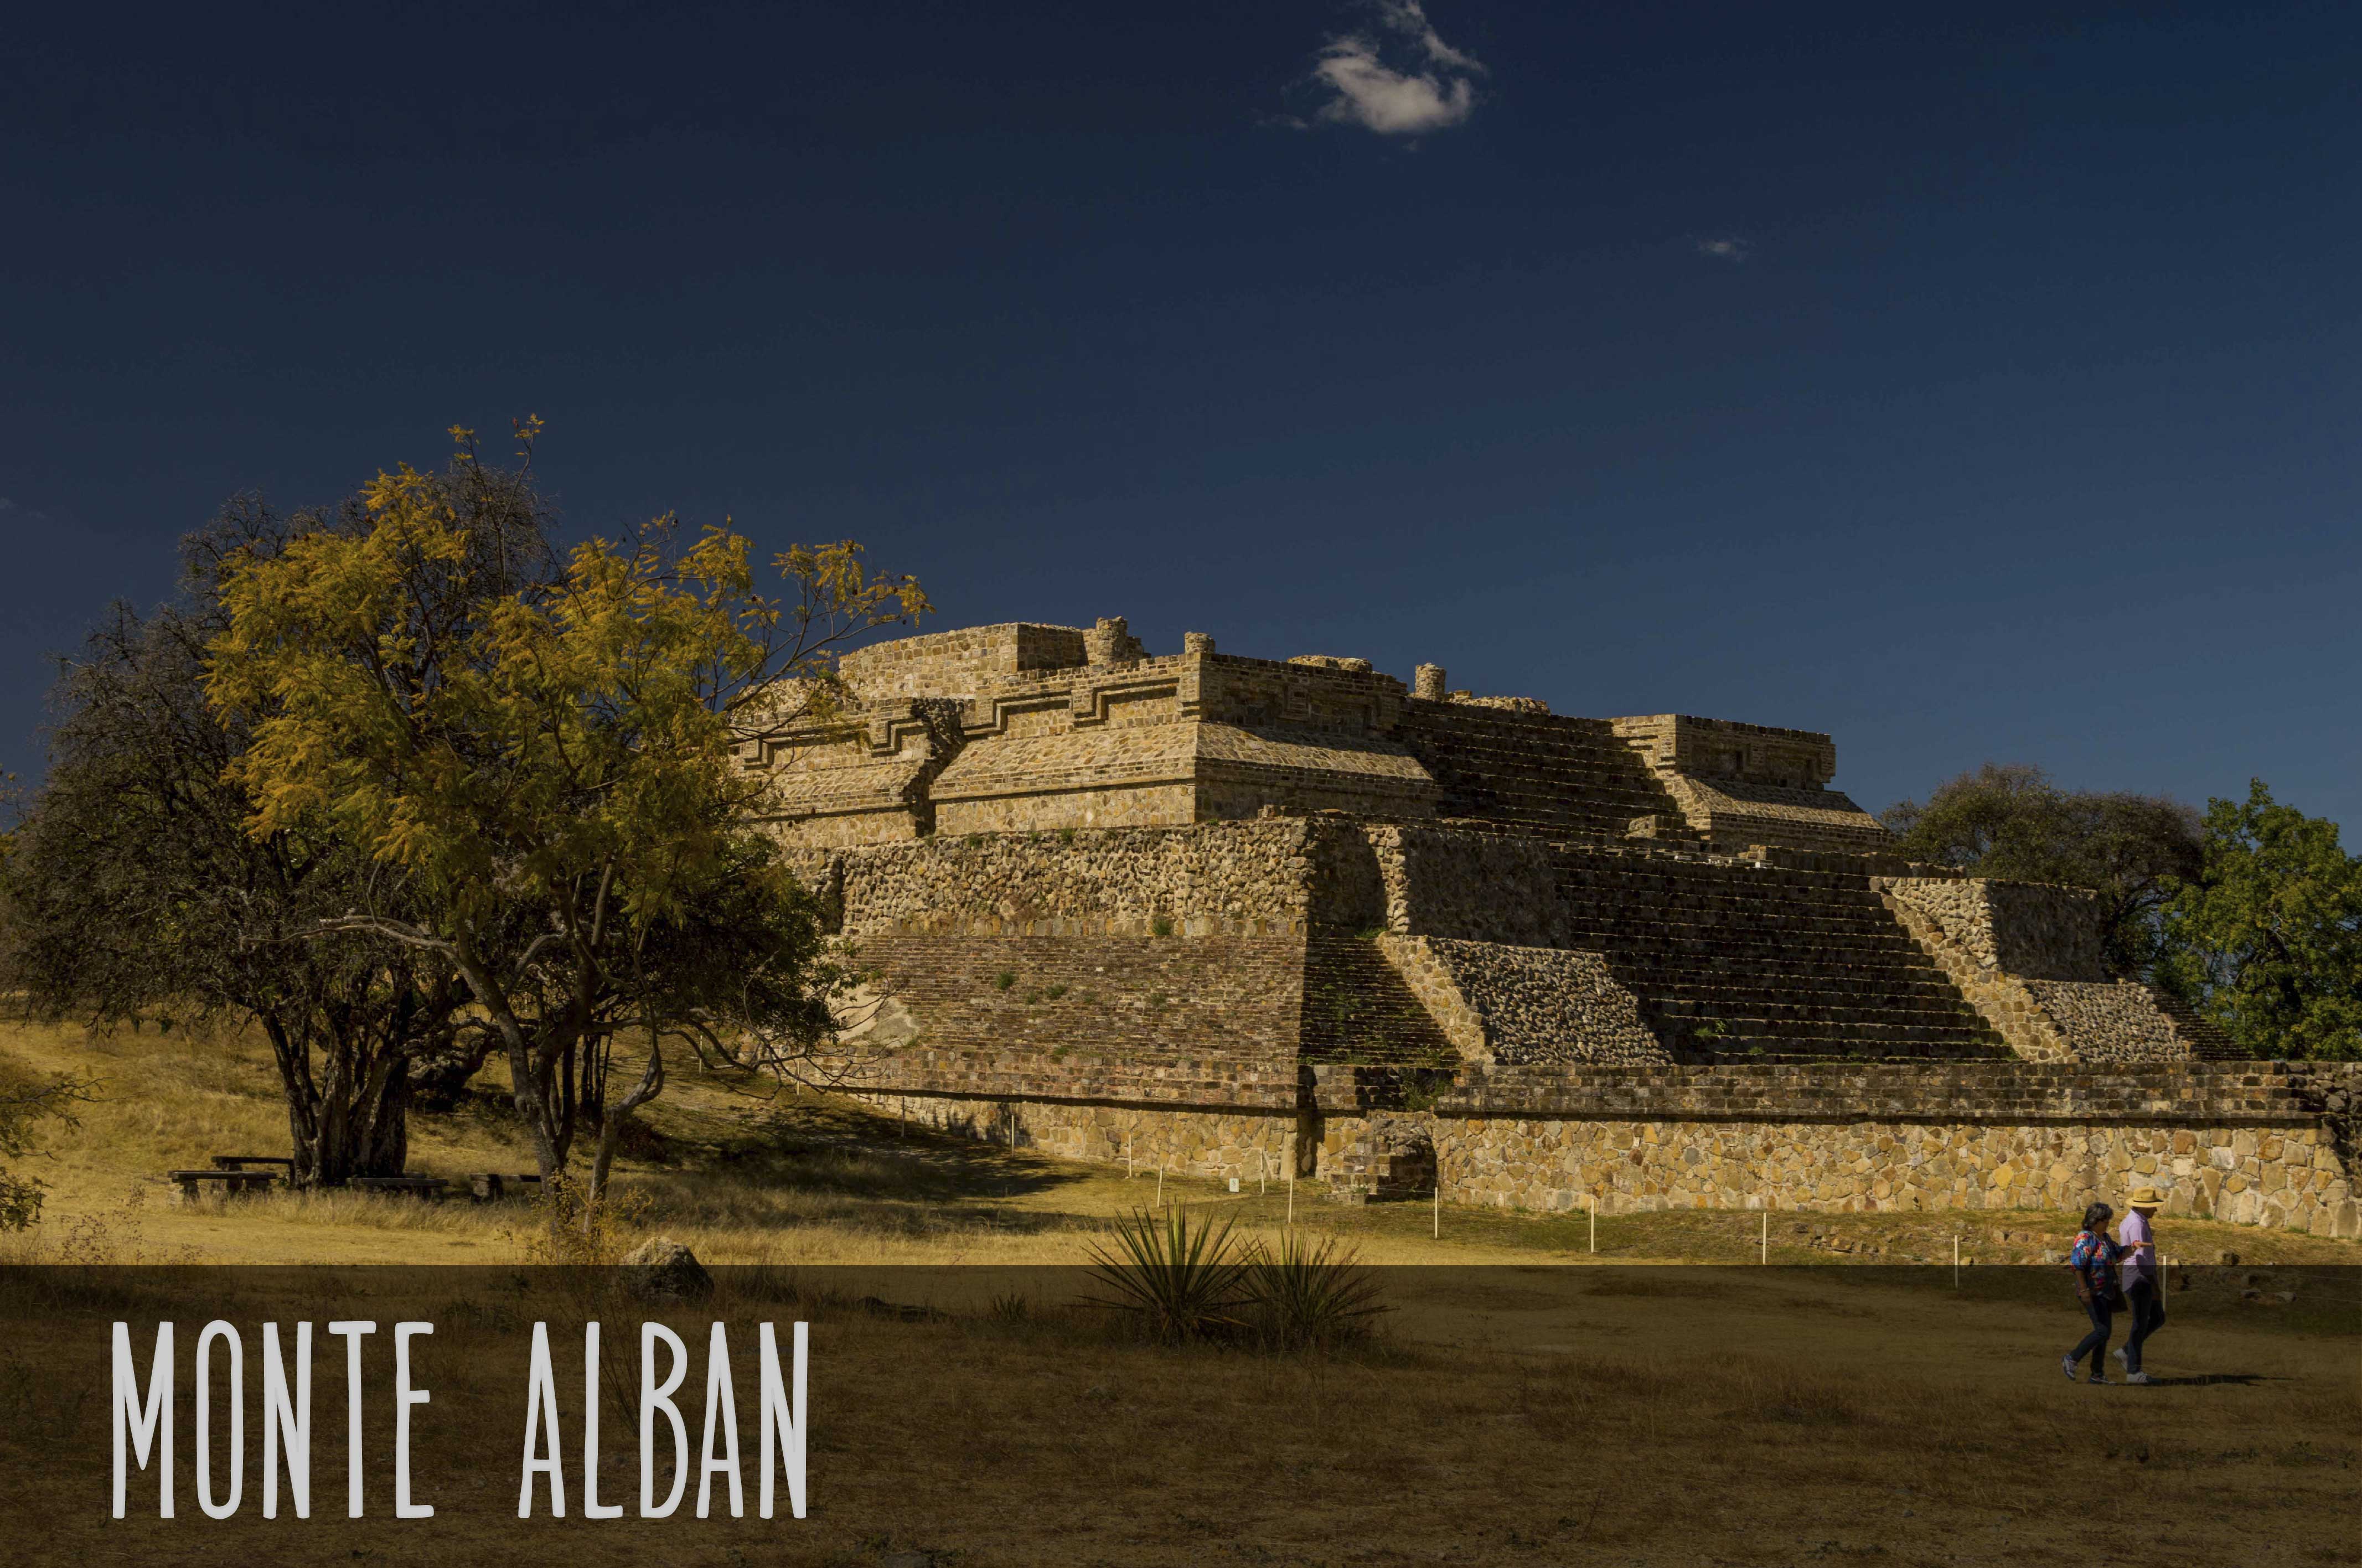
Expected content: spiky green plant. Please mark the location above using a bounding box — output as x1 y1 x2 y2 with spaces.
1084 1205 1253 1344
1242 1230 1389 1351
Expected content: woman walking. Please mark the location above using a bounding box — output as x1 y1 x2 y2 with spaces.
2063 1200 2124 1384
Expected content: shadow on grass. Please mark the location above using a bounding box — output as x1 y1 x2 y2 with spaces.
2139 1373 2272 1387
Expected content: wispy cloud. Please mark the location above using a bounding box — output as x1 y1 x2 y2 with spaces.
1697 237 1751 263
1301 2 1486 138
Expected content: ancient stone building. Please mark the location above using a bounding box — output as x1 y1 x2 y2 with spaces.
752 618 2359 1238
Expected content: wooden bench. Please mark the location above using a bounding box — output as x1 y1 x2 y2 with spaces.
349 1174 451 1200
211 1155 296 1173
467 1172 545 1201
167 1169 278 1203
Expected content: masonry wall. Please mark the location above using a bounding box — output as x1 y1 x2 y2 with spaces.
862 1093 1297 1182
833 820 1321 936
1878 877 2189 1064
1411 1114 2349 1232
843 932 1307 1099
1366 822 1560 944
1376 934 1669 1066
863 1061 2358 1236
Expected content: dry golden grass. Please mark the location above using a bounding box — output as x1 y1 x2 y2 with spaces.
5 1013 2356 1273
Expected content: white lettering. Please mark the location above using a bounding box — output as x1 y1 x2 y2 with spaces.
583 1321 621 1519
195 1321 244 1519
639 1323 689 1518
757 1322 808 1520
262 1322 311 1519
393 1322 433 1518
111 1321 173 1519
327 1321 376 1517
696 1321 742 1519
519 1322 564 1518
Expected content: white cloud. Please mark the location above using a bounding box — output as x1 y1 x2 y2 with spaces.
1305 2 1486 138
1697 237 1751 263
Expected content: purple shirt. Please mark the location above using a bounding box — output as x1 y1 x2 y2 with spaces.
2117 1210 2155 1284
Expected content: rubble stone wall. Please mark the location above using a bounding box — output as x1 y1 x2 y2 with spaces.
1364 822 1560 944
866 1060 2356 1236
1878 877 2187 1064
1375 935 1669 1066
1415 1112 2350 1233
832 820 1319 936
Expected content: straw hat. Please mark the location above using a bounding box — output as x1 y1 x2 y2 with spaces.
2128 1185 2165 1209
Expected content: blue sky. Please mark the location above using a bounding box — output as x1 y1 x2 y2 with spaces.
3 2 2358 826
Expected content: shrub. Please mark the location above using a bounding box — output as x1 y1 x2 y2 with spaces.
1084 1206 1253 1345
1242 1230 1388 1351
1083 1209 1392 1353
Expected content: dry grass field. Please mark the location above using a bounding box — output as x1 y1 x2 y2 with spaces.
0 1016 2356 1567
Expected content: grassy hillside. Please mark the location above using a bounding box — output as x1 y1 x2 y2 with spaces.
2 1013 2355 1271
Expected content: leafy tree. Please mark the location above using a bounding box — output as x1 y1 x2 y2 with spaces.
2156 780 2362 1060
0 1066 97 1230
1 505 472 1186
1880 763 2203 976
204 423 926 1199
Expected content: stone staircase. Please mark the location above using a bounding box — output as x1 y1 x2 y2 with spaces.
1552 853 2011 1063
2148 989 2246 1060
1299 936 1462 1068
1393 702 1696 841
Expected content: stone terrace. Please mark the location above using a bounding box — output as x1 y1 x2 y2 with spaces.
763 618 2355 1235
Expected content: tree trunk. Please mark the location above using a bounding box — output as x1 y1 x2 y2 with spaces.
265 1015 415 1187
584 1035 663 1220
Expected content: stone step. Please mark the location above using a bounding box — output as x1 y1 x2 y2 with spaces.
1300 938 1460 1068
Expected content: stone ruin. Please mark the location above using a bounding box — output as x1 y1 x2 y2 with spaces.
749 618 2359 1236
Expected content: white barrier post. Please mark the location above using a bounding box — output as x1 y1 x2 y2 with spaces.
1589 1193 1596 1255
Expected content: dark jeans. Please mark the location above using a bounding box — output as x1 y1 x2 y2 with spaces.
2123 1278 2167 1374
2069 1296 2113 1374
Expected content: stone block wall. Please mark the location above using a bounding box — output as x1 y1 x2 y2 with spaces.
1376 935 1668 1066
867 1093 1296 1181
872 1058 2355 1236
1610 715 1889 852
1878 878 2188 1064
839 622 1091 698
831 820 1320 936
1365 822 1560 944
1419 1114 2350 1233
845 932 1305 1063
878 1053 2352 1237
1879 878 2110 979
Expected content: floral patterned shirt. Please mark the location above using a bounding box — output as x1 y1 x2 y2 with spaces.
2068 1229 2121 1305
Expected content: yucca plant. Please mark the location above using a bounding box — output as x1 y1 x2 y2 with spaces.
1084 1205 1253 1344
1242 1230 1388 1351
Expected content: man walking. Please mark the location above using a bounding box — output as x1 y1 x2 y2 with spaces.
2115 1185 2167 1384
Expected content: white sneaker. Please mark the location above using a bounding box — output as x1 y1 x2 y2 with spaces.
2125 1372 2151 1385
2061 1355 2079 1381
2111 1347 2127 1366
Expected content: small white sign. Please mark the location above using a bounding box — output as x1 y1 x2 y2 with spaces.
1228 1177 1241 1193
